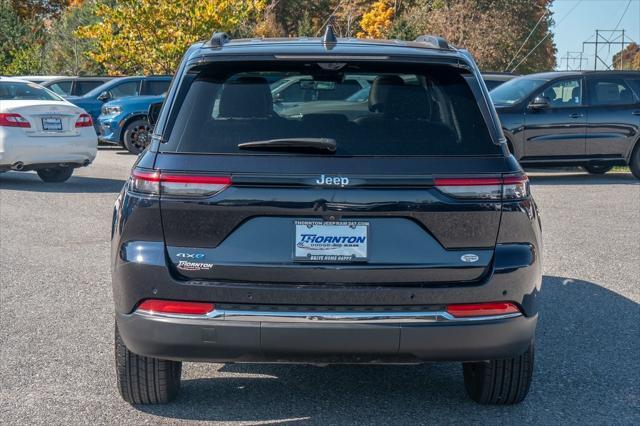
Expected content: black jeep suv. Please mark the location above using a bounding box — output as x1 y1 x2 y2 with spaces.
111 29 542 405
490 71 640 178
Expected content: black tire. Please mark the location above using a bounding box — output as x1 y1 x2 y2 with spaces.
463 343 534 405
122 119 152 155
630 145 640 179
36 167 74 182
582 164 613 175
115 324 182 404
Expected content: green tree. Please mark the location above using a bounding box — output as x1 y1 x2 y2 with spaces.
0 0 46 74
47 1 106 75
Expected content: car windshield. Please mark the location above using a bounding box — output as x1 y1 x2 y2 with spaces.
490 77 548 105
83 80 120 98
162 62 500 156
0 81 63 101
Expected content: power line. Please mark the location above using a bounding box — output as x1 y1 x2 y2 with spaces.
510 0 584 72
504 10 549 71
613 0 632 31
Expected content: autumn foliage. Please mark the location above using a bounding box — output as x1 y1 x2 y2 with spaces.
358 0 395 39
6 0 637 76
76 0 266 75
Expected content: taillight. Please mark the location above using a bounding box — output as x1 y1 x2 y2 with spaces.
137 299 214 315
130 169 231 197
130 169 160 194
0 113 30 128
75 113 93 127
502 175 530 200
446 302 520 318
434 175 529 200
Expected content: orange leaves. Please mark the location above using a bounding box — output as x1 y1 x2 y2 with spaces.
357 0 395 39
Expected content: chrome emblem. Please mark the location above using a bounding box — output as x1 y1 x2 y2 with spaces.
460 254 479 263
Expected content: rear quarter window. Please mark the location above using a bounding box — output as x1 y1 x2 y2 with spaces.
161 62 500 157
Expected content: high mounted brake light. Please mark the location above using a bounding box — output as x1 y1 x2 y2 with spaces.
434 175 529 200
130 169 231 197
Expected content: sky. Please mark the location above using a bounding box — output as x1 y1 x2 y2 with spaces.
550 0 640 70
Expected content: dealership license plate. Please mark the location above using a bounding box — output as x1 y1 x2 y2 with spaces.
42 117 62 131
294 220 369 262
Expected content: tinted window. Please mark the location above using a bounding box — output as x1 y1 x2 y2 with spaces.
144 80 170 96
75 80 105 95
588 78 637 106
0 82 62 101
490 77 548 105
109 81 139 98
161 62 499 156
484 79 505 91
48 81 72 96
537 79 582 107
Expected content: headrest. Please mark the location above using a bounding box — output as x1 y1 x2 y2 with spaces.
384 85 430 119
571 86 581 103
368 75 405 112
218 76 273 118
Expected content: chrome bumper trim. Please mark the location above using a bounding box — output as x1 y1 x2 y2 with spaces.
135 309 522 324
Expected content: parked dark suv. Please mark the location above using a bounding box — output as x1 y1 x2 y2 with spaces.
490 71 640 178
111 30 542 405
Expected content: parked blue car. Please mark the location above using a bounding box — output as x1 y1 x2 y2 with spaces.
98 95 164 153
67 75 171 136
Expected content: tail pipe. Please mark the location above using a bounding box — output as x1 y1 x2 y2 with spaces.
11 162 24 171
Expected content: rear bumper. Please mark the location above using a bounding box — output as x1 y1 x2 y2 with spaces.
0 127 97 167
116 309 536 363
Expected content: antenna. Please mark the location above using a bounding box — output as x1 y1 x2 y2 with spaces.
322 18 338 47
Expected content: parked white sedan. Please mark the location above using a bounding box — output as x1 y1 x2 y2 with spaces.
0 77 97 182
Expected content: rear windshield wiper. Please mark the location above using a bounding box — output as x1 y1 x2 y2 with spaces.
238 138 336 153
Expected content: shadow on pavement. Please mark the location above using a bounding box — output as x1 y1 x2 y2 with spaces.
528 172 638 186
0 171 125 193
134 276 639 424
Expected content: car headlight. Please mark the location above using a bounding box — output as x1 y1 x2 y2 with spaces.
101 105 121 116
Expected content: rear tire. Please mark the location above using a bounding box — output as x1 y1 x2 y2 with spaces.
582 164 612 175
630 145 640 179
37 167 73 182
115 324 182 404
122 119 152 155
463 343 534 405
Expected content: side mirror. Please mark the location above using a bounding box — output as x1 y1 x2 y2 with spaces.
273 92 283 103
97 91 111 101
147 101 163 127
528 96 550 110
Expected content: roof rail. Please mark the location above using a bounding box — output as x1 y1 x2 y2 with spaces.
414 35 450 50
206 32 230 48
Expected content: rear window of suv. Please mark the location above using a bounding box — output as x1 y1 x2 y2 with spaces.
161 62 500 156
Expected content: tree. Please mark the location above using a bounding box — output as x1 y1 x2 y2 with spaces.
612 43 640 70
46 0 106 75
0 0 47 74
77 0 266 75
358 0 395 39
396 0 556 73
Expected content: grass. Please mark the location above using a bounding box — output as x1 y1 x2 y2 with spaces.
611 166 631 173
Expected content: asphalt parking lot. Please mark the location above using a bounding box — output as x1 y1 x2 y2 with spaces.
1 147 638 425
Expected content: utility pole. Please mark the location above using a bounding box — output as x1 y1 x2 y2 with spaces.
560 51 587 71
582 30 632 70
